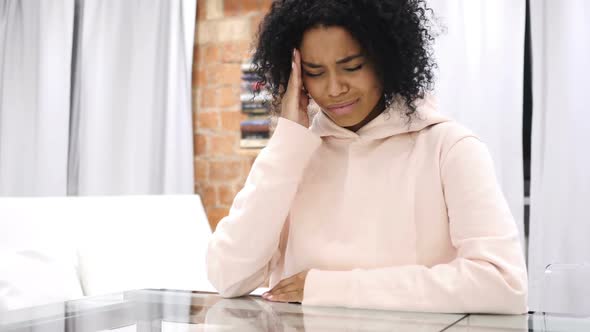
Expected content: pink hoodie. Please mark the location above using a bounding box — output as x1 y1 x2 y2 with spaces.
207 98 528 314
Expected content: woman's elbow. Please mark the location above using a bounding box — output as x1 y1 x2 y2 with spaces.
479 270 529 314
495 287 528 314
500 265 529 314
207 265 243 298
503 277 528 314
206 252 261 299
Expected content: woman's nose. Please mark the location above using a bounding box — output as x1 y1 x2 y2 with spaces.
327 74 349 98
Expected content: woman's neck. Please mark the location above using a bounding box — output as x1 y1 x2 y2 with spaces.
344 97 386 132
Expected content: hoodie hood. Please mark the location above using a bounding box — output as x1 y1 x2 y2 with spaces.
309 95 449 140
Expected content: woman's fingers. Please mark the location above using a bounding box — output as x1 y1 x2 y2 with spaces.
268 276 296 293
281 48 310 127
266 290 301 303
293 49 303 91
262 270 308 304
272 282 301 295
286 49 300 100
294 49 311 123
264 275 296 297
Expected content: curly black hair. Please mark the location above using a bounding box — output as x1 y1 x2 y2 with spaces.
251 0 438 118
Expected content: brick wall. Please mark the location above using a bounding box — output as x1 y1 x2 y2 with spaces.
192 0 272 231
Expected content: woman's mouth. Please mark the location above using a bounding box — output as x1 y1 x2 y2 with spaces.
326 99 359 116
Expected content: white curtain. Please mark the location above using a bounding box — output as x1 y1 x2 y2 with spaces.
69 0 195 195
528 0 590 312
0 0 196 196
429 0 526 246
0 0 74 196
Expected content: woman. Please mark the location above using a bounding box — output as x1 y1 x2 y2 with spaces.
207 0 528 314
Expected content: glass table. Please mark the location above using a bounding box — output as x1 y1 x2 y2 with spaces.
1 289 589 331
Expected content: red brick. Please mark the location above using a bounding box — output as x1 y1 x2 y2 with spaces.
223 0 241 16
221 64 242 85
260 0 273 11
200 88 217 108
196 184 217 207
198 111 219 130
197 47 207 67
207 207 230 231
193 45 200 67
191 67 201 87
204 45 220 64
218 85 240 108
198 70 207 86
208 64 242 86
210 135 236 155
221 41 252 63
251 14 265 38
191 90 200 118
192 108 199 130
193 134 208 155
192 67 207 87
241 157 256 178
191 67 198 87
194 159 208 180
197 2 207 20
242 0 261 13
221 111 246 131
218 185 238 206
204 67 216 87
210 160 242 181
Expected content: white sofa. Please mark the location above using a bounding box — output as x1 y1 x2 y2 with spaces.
0 194 214 311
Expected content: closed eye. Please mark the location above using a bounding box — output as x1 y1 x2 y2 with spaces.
344 64 364 72
303 71 324 78
303 63 363 77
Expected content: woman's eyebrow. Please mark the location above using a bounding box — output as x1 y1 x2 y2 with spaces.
335 54 364 64
301 54 364 68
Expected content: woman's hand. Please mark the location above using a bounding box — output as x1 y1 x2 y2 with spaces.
280 49 310 128
262 270 309 303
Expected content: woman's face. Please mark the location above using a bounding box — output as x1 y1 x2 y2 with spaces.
300 26 383 129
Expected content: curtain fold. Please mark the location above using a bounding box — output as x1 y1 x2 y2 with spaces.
0 0 74 196
0 0 196 196
428 0 527 247
528 0 590 312
70 0 194 195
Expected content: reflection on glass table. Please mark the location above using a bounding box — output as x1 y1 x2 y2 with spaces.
128 290 465 331
1 289 590 332
446 313 590 332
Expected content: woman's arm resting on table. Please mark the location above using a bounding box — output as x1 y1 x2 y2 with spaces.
207 118 321 298
300 137 528 314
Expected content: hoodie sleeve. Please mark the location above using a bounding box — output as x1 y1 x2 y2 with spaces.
207 118 322 298
302 136 528 314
